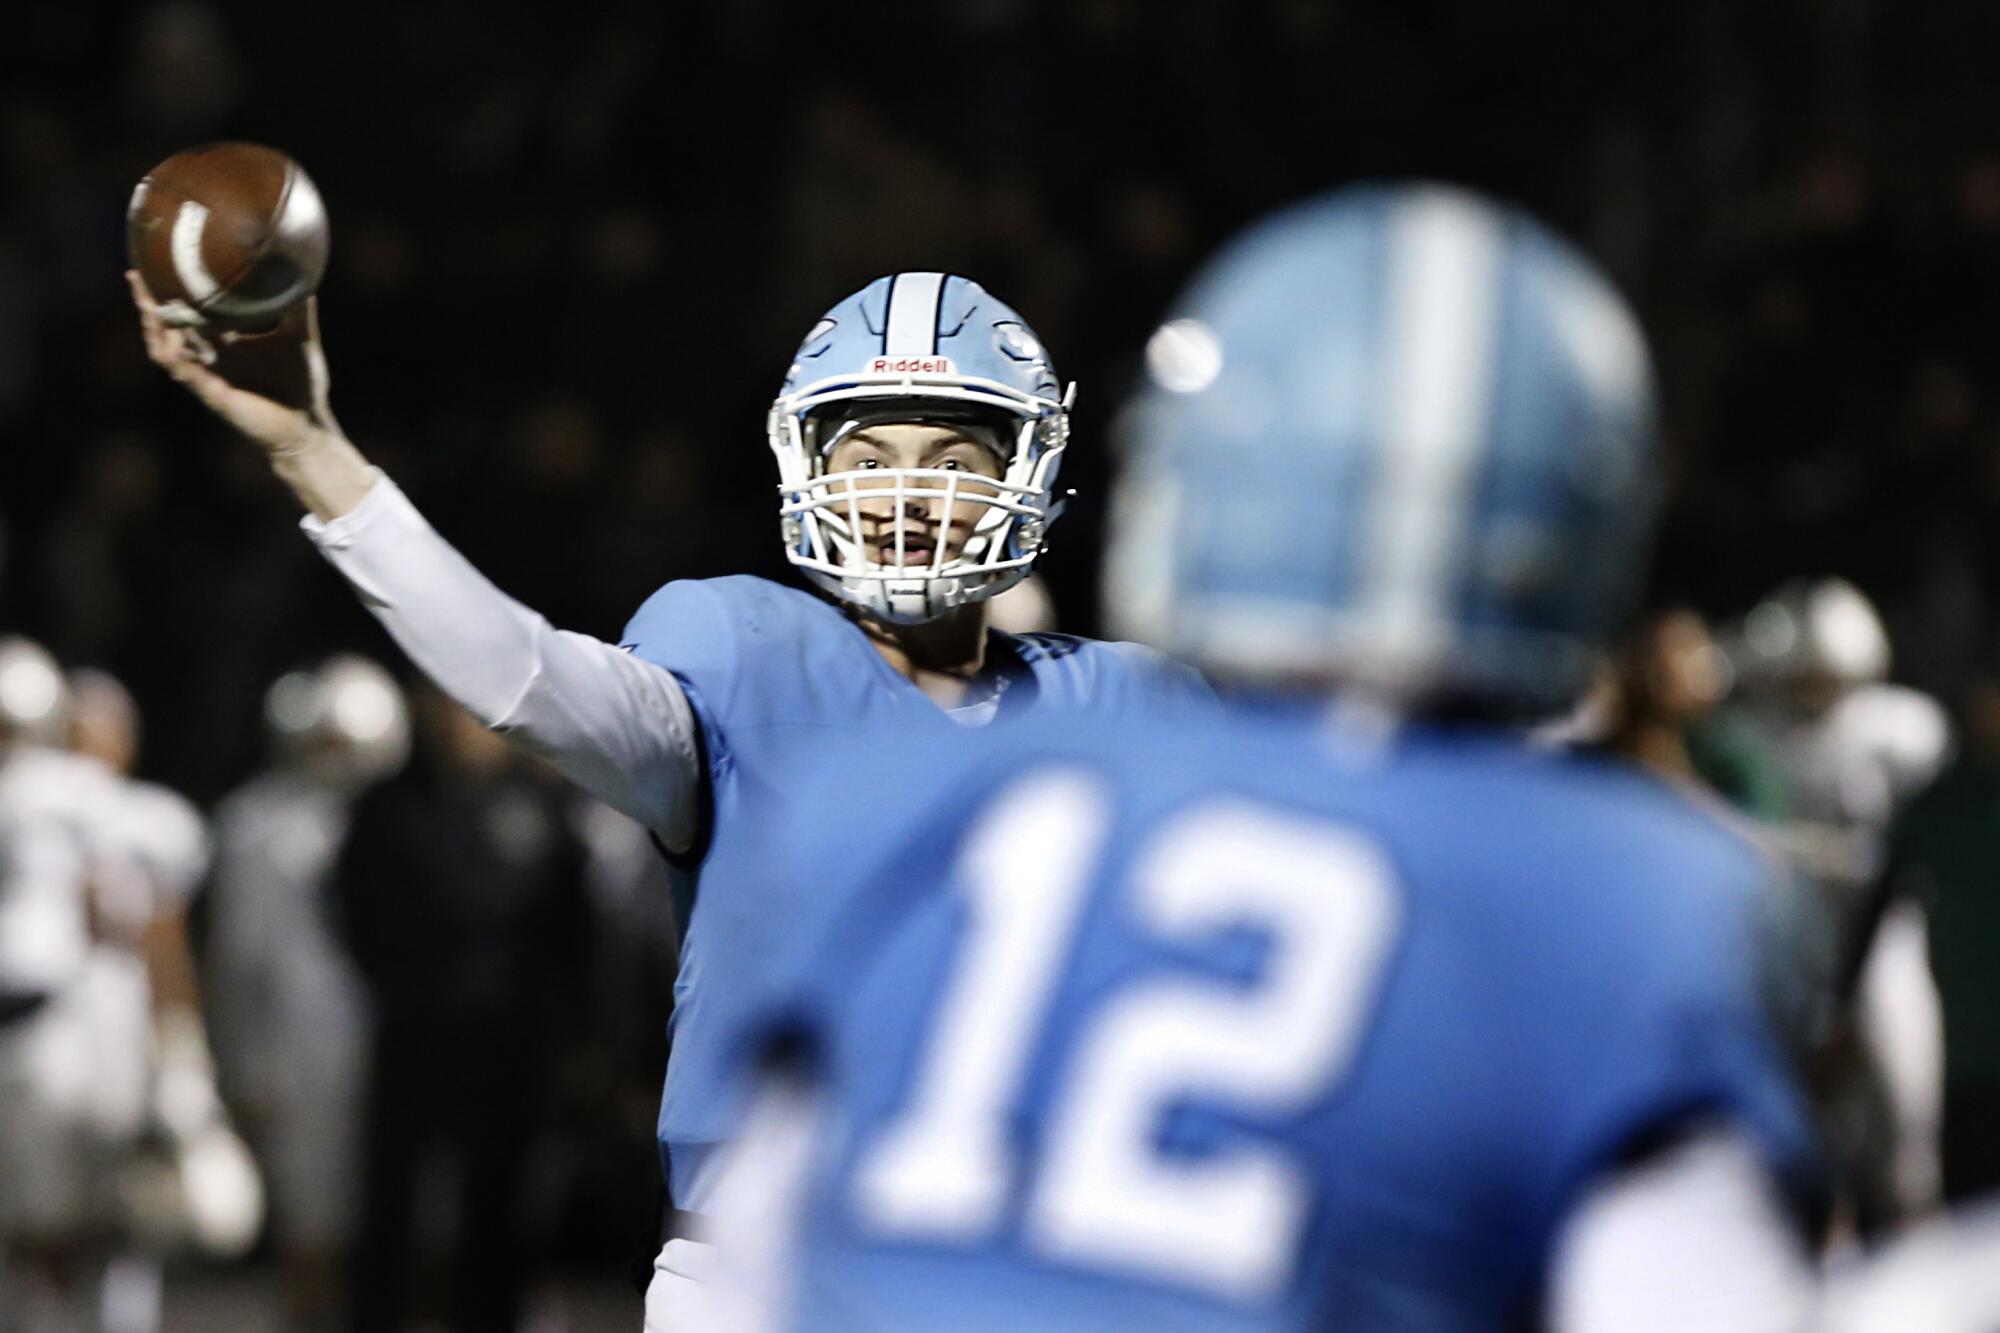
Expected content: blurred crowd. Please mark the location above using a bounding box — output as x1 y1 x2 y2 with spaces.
8 0 2000 1327
1 645 676 1330
8 0 2000 798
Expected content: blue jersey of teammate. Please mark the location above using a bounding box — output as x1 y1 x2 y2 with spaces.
621 573 1202 1207
729 705 1820 1332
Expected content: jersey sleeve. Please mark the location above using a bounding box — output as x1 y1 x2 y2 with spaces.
303 472 702 848
618 578 745 784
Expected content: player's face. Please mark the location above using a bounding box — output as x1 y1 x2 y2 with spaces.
1639 611 1724 722
825 422 1004 567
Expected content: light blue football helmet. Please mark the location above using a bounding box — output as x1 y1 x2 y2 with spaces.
768 273 1074 623
1105 184 1659 712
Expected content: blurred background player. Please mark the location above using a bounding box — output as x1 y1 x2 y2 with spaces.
0 636 106 1333
62 663 257 1332
0 641 258 1333
129 267 1204 1325
1874 635 2000 1209
1727 577 1951 894
699 184 1827 1333
201 654 409 1332
1566 584 1947 1234
1597 607 1790 824
330 682 589 1333
1723 578 1952 1231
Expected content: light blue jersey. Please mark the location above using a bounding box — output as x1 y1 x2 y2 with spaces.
619 574 1204 1206
732 704 1821 1331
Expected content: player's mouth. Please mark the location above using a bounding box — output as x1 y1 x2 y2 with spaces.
871 538 938 567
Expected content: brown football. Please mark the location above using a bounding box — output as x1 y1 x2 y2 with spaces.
126 142 329 331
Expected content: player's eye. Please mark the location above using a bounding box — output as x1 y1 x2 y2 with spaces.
938 458 966 472
854 458 883 470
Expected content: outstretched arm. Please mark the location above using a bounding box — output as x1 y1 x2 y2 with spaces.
130 275 702 847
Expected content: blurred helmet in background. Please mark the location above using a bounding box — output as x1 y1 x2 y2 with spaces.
264 654 409 790
0 635 70 748
768 272 1075 624
1735 577 1890 698
1105 183 1659 714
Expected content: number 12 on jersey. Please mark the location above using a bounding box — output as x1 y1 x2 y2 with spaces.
854 768 1403 1303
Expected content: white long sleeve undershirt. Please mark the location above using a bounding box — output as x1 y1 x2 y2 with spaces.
300 472 702 850
1550 1128 1816 1333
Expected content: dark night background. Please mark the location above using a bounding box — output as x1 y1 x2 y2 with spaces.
7 0 1999 801
9 1 2000 1323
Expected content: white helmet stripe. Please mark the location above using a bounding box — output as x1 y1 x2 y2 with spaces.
1355 189 1505 675
884 271 948 355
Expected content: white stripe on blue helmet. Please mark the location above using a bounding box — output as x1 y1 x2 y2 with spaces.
768 273 1074 624
1105 184 1658 711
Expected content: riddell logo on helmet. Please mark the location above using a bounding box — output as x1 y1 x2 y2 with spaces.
868 356 956 375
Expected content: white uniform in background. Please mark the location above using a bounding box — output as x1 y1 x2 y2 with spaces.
1733 579 1953 1220
202 653 408 1258
1761 682 1952 887
0 745 203 1241
203 769 370 1250
1784 683 1952 1216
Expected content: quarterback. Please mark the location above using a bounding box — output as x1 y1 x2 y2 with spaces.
706 186 1827 1332
129 268 1202 1321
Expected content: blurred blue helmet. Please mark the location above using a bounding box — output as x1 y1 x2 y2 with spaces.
767 273 1074 624
1105 184 1658 712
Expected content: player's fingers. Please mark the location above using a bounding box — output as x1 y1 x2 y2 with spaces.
144 317 195 373
130 273 171 352
141 315 183 371
133 292 196 373
127 271 196 371
144 315 221 387
133 297 216 380
129 270 232 379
